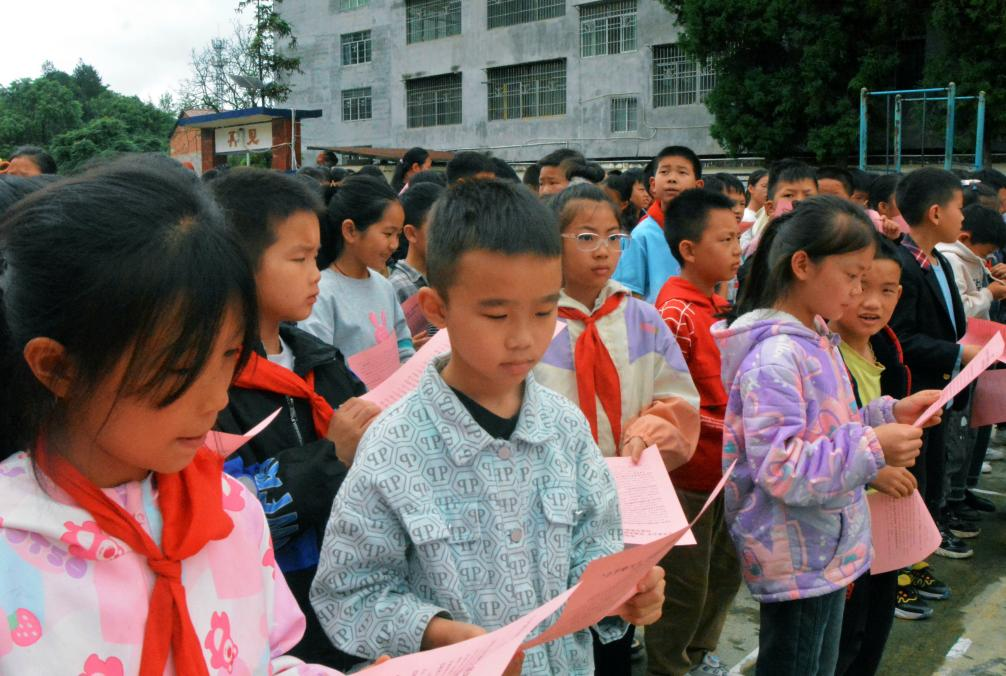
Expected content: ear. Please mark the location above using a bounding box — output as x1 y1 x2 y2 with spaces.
403 223 420 244
927 203 941 226
678 239 699 265
694 179 704 189
648 175 656 193
958 231 972 245
23 337 74 399
765 200 776 218
341 218 357 244
896 284 903 302
790 250 812 281
417 286 448 330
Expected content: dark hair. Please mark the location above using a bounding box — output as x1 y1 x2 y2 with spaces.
391 147 430 192
490 157 520 183
816 166 854 197
10 145 58 175
873 231 903 269
895 168 962 227
767 159 817 200
356 165 387 182
973 168 1006 193
297 165 330 183
849 168 875 195
522 164 541 191
962 204 1006 248
319 174 399 268
549 183 620 232
747 169 768 193
623 168 646 188
603 173 633 203
427 179 561 294
868 174 900 210
701 175 726 195
538 148 583 168
642 158 656 193
0 156 257 457
561 159 605 184
330 167 348 182
715 172 746 195
446 151 495 184
962 180 998 209
317 150 339 167
729 196 876 323
664 188 737 265
0 175 55 216
401 182 445 229
654 146 702 179
409 169 448 187
209 167 323 270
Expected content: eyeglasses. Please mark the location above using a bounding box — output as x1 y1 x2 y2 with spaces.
561 232 631 252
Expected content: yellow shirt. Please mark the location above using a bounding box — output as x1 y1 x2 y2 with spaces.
839 341 885 406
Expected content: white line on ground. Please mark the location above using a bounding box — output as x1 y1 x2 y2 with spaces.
946 636 972 659
728 648 759 675
970 488 1006 497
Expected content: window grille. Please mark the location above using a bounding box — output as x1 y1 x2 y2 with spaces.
652 43 716 107
406 73 462 127
610 96 638 132
339 0 369 9
487 59 566 120
341 30 372 66
487 0 565 29
580 0 636 57
406 0 462 43
342 87 372 121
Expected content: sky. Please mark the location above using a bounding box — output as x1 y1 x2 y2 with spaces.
3 1 246 103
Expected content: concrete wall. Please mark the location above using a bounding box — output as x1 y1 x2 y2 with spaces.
280 0 723 162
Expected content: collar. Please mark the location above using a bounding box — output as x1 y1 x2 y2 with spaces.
394 259 427 286
251 324 344 377
418 355 554 466
659 276 729 310
900 232 932 271
558 279 628 314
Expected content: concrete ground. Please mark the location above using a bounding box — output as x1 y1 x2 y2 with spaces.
633 450 1006 676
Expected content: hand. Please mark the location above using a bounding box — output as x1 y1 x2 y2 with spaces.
361 656 391 670
992 262 1006 280
962 344 982 366
327 397 382 466
893 390 943 428
873 423 923 468
503 651 524 676
990 281 1006 301
881 217 902 240
412 329 432 350
621 436 647 464
613 566 665 626
421 617 486 650
870 466 918 498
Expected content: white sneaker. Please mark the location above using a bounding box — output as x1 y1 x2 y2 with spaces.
985 447 1004 461
688 653 730 676
982 461 993 474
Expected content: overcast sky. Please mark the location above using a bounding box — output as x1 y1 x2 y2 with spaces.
3 1 246 103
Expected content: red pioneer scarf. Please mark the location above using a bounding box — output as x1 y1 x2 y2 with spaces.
232 351 333 438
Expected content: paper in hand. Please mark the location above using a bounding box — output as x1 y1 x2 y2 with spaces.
205 408 281 456
913 332 1004 426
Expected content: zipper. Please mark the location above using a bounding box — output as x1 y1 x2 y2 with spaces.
286 395 305 446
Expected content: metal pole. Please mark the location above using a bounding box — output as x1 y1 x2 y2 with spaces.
859 88 868 170
894 95 903 173
290 109 299 171
945 82 956 170
976 91 987 171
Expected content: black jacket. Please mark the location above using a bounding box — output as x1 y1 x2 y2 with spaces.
847 325 911 408
217 323 365 668
890 245 968 407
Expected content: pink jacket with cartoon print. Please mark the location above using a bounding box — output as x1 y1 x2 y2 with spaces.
0 450 341 675
712 310 895 603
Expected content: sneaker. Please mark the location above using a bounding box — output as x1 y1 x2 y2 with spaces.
936 527 974 558
982 462 993 474
986 447 1004 461
909 562 951 600
952 504 983 522
965 490 996 513
895 573 934 620
687 652 729 676
946 514 981 539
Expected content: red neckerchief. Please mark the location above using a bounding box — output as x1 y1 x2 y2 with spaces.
232 351 333 438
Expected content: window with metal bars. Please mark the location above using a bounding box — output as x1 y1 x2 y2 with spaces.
342 87 372 121
580 0 636 57
610 96 638 132
652 44 716 107
341 30 372 65
339 0 369 9
406 73 462 127
487 0 565 29
406 0 461 43
487 59 566 120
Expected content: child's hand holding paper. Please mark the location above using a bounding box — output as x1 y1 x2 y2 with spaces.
612 565 666 626
892 390 943 428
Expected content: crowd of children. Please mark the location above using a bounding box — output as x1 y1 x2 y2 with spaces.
2 143 1006 676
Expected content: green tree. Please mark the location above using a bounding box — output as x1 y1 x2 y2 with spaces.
0 77 83 149
48 118 140 173
238 0 301 105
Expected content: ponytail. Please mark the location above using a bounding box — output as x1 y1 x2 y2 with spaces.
390 147 430 193
318 174 399 268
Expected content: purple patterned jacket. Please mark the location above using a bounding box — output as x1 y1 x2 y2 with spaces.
712 310 895 602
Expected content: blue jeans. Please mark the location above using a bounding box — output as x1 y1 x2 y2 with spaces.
757 589 845 676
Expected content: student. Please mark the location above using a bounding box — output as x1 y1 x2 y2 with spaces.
625 167 653 216
391 146 432 194
523 163 542 193
849 169 875 208
0 158 354 674
868 174 901 220
389 182 444 349
652 189 743 676
562 159 606 185
972 168 1006 214
889 168 977 559
740 159 817 259
209 168 381 669
311 179 667 674
713 196 941 676
613 145 704 302
445 151 496 184
714 172 747 224
817 166 855 200
3 144 57 176
538 148 585 196
830 235 924 673
301 174 414 373
743 169 768 223
491 157 521 183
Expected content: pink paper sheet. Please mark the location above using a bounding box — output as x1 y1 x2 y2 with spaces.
364 586 578 676
522 460 737 651
960 317 1006 349
347 335 401 390
970 369 1006 428
402 293 429 336
913 332 1004 426
868 490 941 574
205 408 281 456
605 446 695 546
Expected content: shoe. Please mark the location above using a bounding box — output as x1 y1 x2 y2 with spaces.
687 652 730 676
985 447 1004 461
936 527 974 558
965 490 996 513
952 504 983 522
895 573 934 620
945 514 981 539
992 426 1006 445
909 562 951 600
982 462 993 474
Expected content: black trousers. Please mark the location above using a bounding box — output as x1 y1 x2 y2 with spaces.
835 571 898 676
